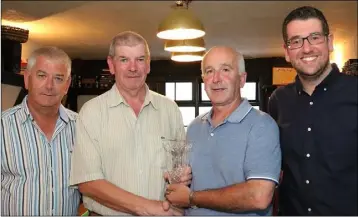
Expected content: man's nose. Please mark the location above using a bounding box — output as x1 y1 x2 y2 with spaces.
45 77 54 89
212 70 221 83
129 60 138 71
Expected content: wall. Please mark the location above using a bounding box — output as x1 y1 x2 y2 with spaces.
21 39 43 61
1 84 22 111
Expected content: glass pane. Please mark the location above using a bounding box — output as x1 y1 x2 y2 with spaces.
201 83 210 101
176 82 192 101
253 106 260 110
198 106 212 116
241 82 256 100
179 107 195 126
165 82 175 101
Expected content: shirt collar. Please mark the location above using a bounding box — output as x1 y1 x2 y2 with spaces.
201 98 252 124
294 63 340 95
20 95 74 124
108 84 158 110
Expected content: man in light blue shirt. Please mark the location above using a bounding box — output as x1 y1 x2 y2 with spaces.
165 46 281 215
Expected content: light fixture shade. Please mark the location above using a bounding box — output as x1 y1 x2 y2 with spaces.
165 38 206 52
1 25 29 43
171 51 205 62
157 7 205 40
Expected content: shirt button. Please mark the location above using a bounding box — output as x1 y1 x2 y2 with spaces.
306 153 310 158
309 101 313 105
308 208 312 212
323 88 327 91
210 133 214 136
306 180 310 184
307 127 311 132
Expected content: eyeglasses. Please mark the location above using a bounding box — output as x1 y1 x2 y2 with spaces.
286 33 328 50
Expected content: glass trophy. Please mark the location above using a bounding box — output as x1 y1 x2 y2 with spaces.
162 137 192 184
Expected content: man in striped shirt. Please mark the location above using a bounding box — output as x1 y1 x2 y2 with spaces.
1 47 81 215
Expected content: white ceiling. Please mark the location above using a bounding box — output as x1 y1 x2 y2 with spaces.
2 1 357 60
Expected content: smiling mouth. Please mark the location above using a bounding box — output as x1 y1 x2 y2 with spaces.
301 56 318 62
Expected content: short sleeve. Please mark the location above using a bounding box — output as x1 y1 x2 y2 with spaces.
244 114 281 184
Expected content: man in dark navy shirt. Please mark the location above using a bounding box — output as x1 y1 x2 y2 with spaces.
268 6 357 216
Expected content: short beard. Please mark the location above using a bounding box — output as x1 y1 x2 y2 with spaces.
296 60 330 82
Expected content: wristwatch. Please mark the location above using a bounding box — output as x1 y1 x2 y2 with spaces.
189 190 198 209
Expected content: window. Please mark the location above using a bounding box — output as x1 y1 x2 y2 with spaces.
179 107 195 126
241 82 257 100
201 84 209 101
198 106 212 116
165 82 192 101
201 82 257 101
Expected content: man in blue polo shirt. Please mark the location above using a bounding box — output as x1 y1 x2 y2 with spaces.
165 46 281 215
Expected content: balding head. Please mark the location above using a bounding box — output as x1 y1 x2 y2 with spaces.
201 46 245 76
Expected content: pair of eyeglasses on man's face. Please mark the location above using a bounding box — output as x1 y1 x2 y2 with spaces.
286 32 328 50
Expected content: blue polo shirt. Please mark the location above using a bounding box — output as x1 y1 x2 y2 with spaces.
185 99 281 216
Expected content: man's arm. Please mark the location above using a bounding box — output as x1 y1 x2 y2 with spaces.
167 179 275 212
78 179 180 215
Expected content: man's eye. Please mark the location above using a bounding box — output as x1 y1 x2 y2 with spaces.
205 70 213 74
55 77 64 82
290 39 301 44
37 74 46 78
311 35 321 40
120 59 127 63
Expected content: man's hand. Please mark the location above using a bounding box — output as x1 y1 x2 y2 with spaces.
136 200 183 216
165 184 191 208
164 166 192 186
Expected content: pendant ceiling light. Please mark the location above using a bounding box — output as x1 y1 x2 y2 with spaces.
171 51 205 62
165 37 206 52
157 0 205 40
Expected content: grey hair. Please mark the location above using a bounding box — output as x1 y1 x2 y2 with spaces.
108 31 150 59
27 46 71 77
201 46 246 75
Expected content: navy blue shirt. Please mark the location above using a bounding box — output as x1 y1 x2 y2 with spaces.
268 66 358 215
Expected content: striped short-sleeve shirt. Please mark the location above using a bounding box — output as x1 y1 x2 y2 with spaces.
70 85 185 215
1 96 81 216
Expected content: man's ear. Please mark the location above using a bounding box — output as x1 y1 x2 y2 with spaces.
146 58 151 75
23 69 30 90
328 34 334 52
239 72 247 88
283 43 291 63
107 56 115 75
64 75 72 95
